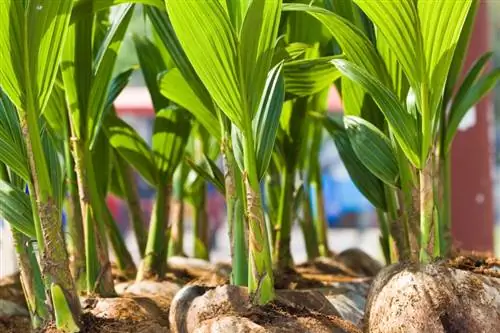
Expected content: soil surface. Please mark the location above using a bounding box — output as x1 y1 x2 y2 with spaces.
0 250 377 332
449 253 500 278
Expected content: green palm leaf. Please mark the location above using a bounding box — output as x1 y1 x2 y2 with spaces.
152 107 192 178
419 0 473 111
253 63 285 179
72 0 164 22
0 180 36 238
284 56 341 97
159 69 220 141
133 36 170 111
166 0 243 127
239 0 282 118
0 91 30 182
353 0 422 86
446 69 500 151
322 116 386 210
87 4 134 143
103 113 157 186
345 116 399 187
0 0 74 114
332 59 421 168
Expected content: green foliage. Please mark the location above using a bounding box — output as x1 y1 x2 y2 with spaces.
344 116 399 187
0 180 36 238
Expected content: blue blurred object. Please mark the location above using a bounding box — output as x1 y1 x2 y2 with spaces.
319 137 374 227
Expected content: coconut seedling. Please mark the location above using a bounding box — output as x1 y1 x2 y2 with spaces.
0 1 82 331
0 91 49 329
271 1 342 267
149 5 249 286
61 4 139 294
285 0 500 330
164 0 285 304
105 33 192 280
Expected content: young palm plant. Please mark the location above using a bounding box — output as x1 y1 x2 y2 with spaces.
286 0 499 263
0 1 81 330
164 0 285 304
62 4 138 294
0 91 49 329
105 34 192 280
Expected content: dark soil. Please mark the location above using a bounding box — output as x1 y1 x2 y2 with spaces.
449 253 500 278
0 316 31 333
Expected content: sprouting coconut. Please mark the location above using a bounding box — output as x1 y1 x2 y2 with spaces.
365 260 500 332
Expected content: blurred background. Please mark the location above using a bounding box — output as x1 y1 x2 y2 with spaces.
1 2 499 276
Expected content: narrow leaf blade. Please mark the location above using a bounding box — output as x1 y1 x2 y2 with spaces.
166 0 243 126
253 64 285 179
103 113 157 186
345 116 399 187
0 180 36 238
332 59 421 168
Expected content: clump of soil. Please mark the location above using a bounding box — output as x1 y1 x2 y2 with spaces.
365 260 500 333
449 254 500 278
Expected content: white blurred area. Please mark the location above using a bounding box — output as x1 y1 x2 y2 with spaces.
1 222 383 278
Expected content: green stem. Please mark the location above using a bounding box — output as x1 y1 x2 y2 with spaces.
103 204 137 279
273 168 295 271
63 126 86 291
0 164 48 328
263 170 280 244
242 123 275 305
441 151 452 256
310 163 329 257
375 209 392 265
192 183 209 260
299 185 319 261
22 110 81 323
168 166 185 257
117 155 147 256
137 183 171 280
71 137 114 296
396 144 420 260
221 136 248 286
11 230 49 328
419 161 435 263
384 187 410 261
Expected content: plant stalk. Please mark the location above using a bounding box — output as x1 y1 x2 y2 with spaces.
63 126 86 291
242 124 275 305
117 155 147 256
375 209 392 265
192 183 209 260
168 164 186 258
103 204 137 279
137 183 171 280
384 187 410 261
0 164 48 328
21 111 81 322
299 185 320 260
273 168 295 271
71 137 115 296
221 136 248 286
310 163 329 257
419 161 435 263
12 230 49 328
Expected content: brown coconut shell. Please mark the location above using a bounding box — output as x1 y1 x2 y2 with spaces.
364 261 500 333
